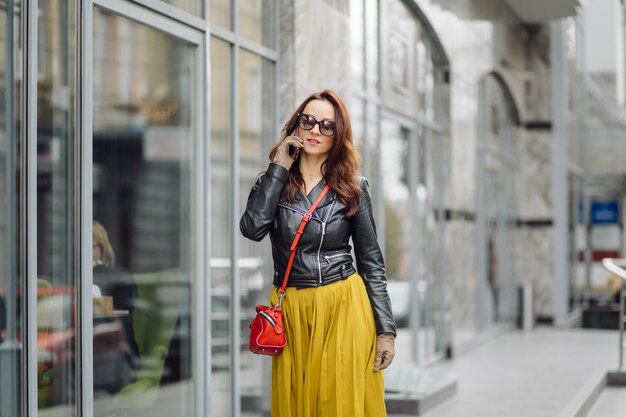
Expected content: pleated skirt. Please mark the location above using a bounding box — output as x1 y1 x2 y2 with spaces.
269 273 387 417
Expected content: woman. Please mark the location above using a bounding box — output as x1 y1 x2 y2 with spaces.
92 221 141 392
240 89 396 417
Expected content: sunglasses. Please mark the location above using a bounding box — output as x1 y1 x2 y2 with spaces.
297 113 336 136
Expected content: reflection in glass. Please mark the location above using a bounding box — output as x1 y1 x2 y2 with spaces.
92 9 194 417
381 120 410 285
238 0 275 48
417 127 444 360
210 37 232 417
350 0 365 90
481 75 518 327
365 0 379 93
0 2 21 417
416 39 435 120
210 0 231 30
366 102 380 207
160 0 202 17
238 50 274 414
36 0 78 413
350 98 365 160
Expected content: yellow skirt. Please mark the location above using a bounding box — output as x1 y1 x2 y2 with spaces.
269 273 387 417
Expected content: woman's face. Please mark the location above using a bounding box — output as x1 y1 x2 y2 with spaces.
297 99 336 158
92 238 102 264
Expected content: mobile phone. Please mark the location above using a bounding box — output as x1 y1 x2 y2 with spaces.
289 144 300 159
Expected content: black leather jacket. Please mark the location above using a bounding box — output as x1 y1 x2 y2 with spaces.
240 163 396 336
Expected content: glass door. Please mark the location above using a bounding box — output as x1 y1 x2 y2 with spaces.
416 126 445 363
380 114 446 366
477 74 519 331
37 1 80 414
90 3 204 417
380 116 413 342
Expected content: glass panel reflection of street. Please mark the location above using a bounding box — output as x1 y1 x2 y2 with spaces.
91 9 195 417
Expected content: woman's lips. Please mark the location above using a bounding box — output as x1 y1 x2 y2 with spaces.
307 138 320 145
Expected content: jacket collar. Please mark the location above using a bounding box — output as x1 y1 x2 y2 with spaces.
300 179 335 210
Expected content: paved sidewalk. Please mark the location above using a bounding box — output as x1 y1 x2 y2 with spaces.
398 327 618 417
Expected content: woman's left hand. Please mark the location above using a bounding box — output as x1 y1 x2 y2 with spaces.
373 333 395 371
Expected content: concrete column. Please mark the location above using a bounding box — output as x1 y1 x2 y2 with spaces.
550 20 570 326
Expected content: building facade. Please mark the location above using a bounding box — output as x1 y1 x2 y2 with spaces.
0 0 583 416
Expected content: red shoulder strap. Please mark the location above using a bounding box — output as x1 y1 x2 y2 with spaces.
278 184 331 299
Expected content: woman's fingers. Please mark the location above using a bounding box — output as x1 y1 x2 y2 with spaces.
283 135 304 149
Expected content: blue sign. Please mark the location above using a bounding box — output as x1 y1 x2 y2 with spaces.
591 201 620 224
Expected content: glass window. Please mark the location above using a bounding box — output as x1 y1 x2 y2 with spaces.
479 75 519 329
37 0 78 413
416 39 435 120
350 0 365 90
0 2 22 416
418 127 444 359
350 98 366 161
366 102 380 203
209 36 232 417
365 0 379 93
238 49 275 415
92 9 195 416
160 0 202 17
380 0 417 116
380 119 411 336
210 0 232 30
238 0 275 48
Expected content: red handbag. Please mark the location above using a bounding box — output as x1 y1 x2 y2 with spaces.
249 184 331 356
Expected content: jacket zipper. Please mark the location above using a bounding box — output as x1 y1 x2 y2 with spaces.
317 199 336 284
324 253 352 264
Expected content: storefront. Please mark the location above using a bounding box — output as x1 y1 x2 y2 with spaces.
1 0 278 415
1 0 557 416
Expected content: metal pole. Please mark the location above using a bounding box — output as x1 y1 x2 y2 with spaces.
617 279 626 372
0 0 16 409
410 127 419 365
476 78 488 332
231 0 241 413
78 1 94 415
0 0 19 412
23 0 39 413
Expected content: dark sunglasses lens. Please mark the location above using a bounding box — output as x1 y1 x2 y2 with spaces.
320 121 335 136
298 115 315 130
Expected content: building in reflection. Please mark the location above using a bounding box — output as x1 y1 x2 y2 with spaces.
1 0 625 416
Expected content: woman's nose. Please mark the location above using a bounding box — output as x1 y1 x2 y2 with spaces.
310 123 321 135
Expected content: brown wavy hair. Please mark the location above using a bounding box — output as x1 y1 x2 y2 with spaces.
269 90 362 216
93 221 115 267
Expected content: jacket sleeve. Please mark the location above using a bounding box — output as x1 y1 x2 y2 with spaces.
239 163 289 242
351 177 397 336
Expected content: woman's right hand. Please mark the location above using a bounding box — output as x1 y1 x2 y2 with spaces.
272 135 303 170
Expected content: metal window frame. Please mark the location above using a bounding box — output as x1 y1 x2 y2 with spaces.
23 0 38 415
96 0 205 43
476 78 489 333
211 1 280 415
79 2 94 415
85 2 207 416
131 0 205 29
90 1 281 417
0 2 20 417
19 0 283 416
230 1 241 414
